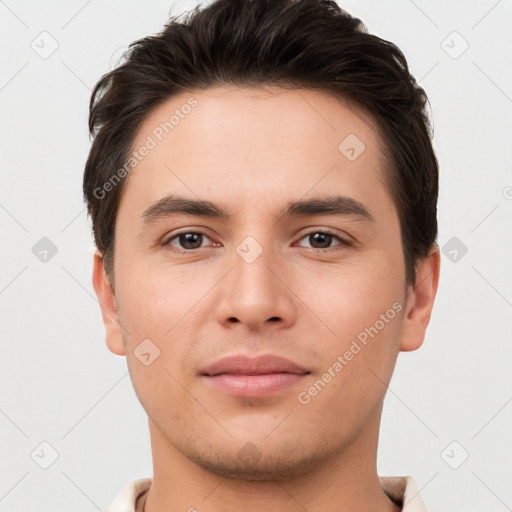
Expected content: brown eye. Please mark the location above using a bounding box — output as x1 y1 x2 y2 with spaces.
296 230 352 251
308 232 333 249
165 231 211 250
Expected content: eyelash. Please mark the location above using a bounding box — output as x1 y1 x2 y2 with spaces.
163 229 353 253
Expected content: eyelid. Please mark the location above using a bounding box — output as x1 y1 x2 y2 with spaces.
294 228 354 250
163 228 218 249
163 227 354 252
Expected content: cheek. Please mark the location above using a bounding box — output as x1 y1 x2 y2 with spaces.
292 249 404 327
115 256 203 341
293 258 404 403
295 311 402 433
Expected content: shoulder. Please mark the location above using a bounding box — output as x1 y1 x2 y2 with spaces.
380 475 429 512
103 478 153 512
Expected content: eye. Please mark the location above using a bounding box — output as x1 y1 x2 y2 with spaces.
164 230 217 251
295 230 353 251
163 229 353 252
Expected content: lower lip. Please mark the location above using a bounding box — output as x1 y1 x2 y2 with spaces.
203 373 307 398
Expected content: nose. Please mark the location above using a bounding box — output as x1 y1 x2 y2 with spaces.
215 237 297 332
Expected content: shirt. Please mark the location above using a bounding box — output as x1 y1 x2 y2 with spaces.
103 475 429 511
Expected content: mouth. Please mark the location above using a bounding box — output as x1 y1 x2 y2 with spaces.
200 354 310 398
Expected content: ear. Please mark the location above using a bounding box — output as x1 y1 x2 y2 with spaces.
92 250 126 356
399 243 441 352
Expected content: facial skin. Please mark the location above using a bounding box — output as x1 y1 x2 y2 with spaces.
93 85 440 512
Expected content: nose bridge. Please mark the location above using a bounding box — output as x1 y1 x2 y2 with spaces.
215 232 296 329
234 234 277 295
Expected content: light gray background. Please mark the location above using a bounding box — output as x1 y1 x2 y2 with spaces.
1 1 511 511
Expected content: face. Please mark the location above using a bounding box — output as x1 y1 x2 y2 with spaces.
93 85 439 480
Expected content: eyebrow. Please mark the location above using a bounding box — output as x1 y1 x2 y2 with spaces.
141 193 375 225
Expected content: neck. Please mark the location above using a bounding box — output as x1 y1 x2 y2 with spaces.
143 405 401 512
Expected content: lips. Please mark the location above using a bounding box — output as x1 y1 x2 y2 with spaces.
200 354 310 398
200 354 310 376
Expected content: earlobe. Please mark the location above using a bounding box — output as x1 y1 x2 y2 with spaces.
399 244 441 352
92 250 126 356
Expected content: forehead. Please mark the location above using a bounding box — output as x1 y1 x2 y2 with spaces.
120 85 394 221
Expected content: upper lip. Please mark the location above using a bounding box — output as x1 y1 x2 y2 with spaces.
200 354 310 376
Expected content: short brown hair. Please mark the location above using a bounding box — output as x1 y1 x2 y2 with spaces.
83 0 439 288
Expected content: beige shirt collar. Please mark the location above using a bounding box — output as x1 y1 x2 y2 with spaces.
105 475 428 512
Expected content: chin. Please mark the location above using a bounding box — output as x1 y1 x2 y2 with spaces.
187 449 321 482
173 435 336 482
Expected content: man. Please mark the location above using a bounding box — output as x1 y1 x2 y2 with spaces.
84 0 440 510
